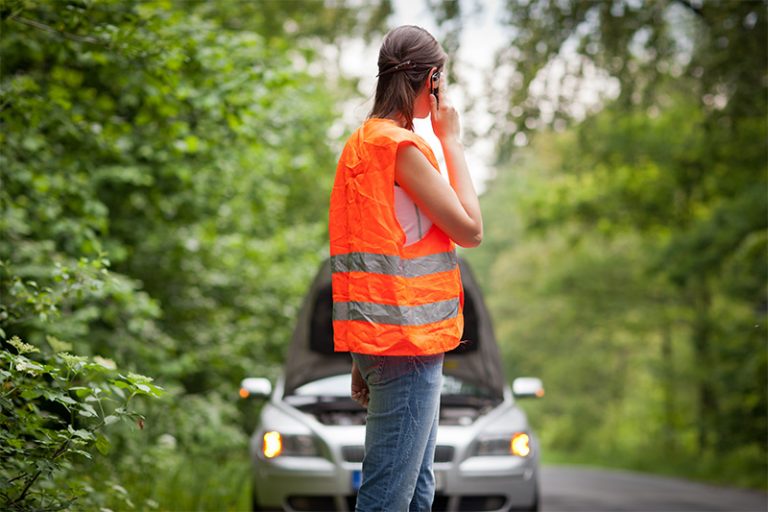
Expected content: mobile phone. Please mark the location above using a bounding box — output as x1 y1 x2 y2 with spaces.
431 71 441 108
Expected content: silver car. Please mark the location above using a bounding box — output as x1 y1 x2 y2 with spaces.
241 259 543 512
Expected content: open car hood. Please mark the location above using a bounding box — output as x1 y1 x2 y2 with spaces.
282 258 506 398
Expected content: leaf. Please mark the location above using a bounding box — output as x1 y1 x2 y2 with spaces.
78 403 99 418
70 386 93 398
41 389 77 406
112 385 126 399
21 389 43 400
104 414 119 426
71 448 93 459
95 433 111 455
15 358 45 375
69 428 95 441
92 355 117 370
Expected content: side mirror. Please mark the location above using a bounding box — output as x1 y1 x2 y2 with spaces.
239 377 272 400
512 377 544 399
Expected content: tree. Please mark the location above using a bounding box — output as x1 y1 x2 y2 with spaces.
1 0 389 506
460 0 766 486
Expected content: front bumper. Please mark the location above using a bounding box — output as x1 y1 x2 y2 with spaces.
252 454 538 512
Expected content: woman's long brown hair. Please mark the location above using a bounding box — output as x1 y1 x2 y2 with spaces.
369 26 447 131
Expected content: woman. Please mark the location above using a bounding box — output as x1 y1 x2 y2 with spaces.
328 25 482 512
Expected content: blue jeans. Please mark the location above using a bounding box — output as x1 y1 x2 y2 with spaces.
351 352 444 512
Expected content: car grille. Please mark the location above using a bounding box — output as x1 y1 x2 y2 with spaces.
287 496 336 511
344 494 508 512
341 445 455 463
341 445 365 462
434 445 455 462
458 495 507 511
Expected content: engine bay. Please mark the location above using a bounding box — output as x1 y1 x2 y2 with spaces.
285 395 498 426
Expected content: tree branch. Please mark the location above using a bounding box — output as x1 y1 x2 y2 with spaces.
8 436 71 505
9 470 41 506
6 472 28 484
9 14 107 46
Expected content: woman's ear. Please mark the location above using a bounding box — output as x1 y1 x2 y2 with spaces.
426 66 437 92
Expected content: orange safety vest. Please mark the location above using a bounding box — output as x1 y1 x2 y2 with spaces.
329 117 464 355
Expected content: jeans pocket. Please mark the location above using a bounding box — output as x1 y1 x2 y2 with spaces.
351 352 385 385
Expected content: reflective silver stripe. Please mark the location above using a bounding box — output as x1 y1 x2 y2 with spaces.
333 298 460 326
330 251 457 278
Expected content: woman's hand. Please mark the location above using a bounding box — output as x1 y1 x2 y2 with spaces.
430 73 460 142
351 359 369 408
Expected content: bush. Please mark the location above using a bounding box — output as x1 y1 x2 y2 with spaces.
0 334 163 510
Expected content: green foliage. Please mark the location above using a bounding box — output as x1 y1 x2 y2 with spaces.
0 217 164 507
0 0 386 507
2 0 763 505
458 0 768 490
488 0 766 161
1 328 163 509
469 96 767 488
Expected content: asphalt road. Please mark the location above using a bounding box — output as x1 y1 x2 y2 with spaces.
540 466 768 512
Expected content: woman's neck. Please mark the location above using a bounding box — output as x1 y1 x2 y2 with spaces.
368 113 412 130
382 112 410 129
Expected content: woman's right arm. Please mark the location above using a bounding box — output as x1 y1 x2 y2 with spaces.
394 76 483 248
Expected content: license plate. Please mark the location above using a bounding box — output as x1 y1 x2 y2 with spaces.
351 470 363 492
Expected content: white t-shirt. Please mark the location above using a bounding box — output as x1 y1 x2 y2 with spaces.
394 185 433 246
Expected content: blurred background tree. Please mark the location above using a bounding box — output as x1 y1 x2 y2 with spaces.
1 0 390 508
1 0 765 508
459 0 767 487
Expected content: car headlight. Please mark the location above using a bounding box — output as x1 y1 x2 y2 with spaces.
474 432 531 457
262 431 320 458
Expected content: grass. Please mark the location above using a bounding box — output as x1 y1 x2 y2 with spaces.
114 451 252 511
